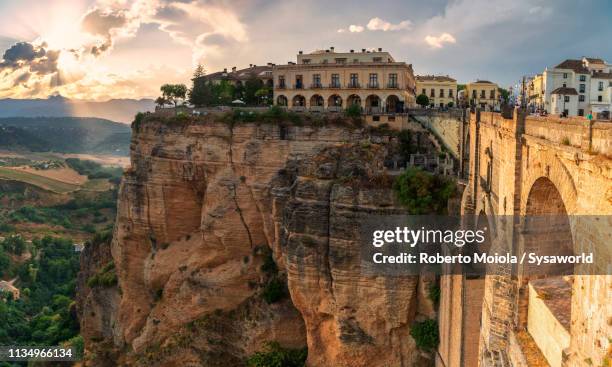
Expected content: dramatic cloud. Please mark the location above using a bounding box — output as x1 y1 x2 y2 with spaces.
0 42 46 67
424 33 456 49
367 17 412 31
82 8 127 37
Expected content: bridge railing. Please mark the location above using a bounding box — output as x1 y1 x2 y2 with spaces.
474 109 612 157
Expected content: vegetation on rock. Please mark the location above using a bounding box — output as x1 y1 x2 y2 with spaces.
410 319 439 351
247 341 307 367
393 168 456 214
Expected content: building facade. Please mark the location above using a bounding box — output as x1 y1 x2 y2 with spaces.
272 48 416 113
465 80 499 110
415 75 457 107
528 57 612 118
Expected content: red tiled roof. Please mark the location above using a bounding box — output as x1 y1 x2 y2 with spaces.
551 87 578 95
554 59 590 74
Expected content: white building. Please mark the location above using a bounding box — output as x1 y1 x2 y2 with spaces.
534 57 612 118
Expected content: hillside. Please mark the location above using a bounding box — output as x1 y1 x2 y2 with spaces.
0 117 131 155
0 96 154 124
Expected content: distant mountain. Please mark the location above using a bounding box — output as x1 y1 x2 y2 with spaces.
0 117 131 156
0 95 155 123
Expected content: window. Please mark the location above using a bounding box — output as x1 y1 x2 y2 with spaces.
490 90 495 99
430 89 435 97
578 109 584 116
472 90 477 99
563 73 568 79
440 103 444 107
388 73 398 88
449 89 453 98
440 89 445 98
598 95 603 102
302 59 311 64
562 83 566 87
295 75 303 89
579 75 586 82
369 73 378 87
278 76 285 88
322 59 328 64
579 95 585 102
312 74 321 87
564 96 570 102
373 115 380 122
331 74 340 88
335 58 346 64
480 90 486 98
579 84 586 93
598 81 604 91
610 81 612 87
349 73 359 87
373 57 382 62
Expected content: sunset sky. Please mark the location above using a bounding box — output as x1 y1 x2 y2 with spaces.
1 0 611 101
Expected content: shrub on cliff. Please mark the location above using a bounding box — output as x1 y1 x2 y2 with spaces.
247 341 307 367
87 261 117 288
262 277 287 304
410 319 439 351
393 168 456 214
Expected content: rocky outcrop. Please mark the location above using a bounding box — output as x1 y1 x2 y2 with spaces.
80 118 435 366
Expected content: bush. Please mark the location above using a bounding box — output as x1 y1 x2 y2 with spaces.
428 284 441 307
345 104 361 118
262 278 286 304
393 168 456 214
87 262 117 288
247 341 307 367
410 319 439 351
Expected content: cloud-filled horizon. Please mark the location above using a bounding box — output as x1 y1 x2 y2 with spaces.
0 0 611 101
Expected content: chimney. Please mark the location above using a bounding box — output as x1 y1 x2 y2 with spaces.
249 64 252 67
252 64 256 68
298 50 303 54
350 49 354 53
330 46 335 52
362 48 366 52
325 49 330 53
232 66 236 72
223 68 227 73
378 47 382 52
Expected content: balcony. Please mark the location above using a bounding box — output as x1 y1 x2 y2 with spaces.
368 83 380 89
310 83 323 89
328 83 341 89
295 84 304 90
276 84 286 90
387 83 399 89
347 82 361 89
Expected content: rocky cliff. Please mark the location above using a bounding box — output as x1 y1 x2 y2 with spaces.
78 117 436 366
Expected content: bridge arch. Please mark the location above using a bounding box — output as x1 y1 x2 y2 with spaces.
518 176 574 335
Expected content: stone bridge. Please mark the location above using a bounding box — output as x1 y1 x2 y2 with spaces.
436 109 612 367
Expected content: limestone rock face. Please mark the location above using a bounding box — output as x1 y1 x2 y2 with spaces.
79 119 433 366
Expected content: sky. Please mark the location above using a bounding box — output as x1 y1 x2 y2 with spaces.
0 0 611 101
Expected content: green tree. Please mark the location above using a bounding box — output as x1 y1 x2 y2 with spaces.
244 77 264 105
2 235 26 255
498 87 510 103
416 94 430 108
255 88 271 105
160 84 188 109
393 168 456 214
212 80 235 105
155 96 167 108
